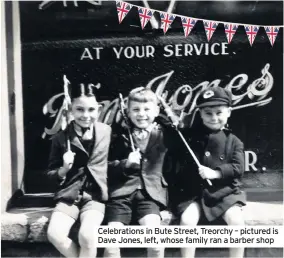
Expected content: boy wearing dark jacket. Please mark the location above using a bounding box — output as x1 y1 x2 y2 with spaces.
172 87 246 258
104 88 173 258
47 84 111 258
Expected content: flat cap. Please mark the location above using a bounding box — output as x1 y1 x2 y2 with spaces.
196 87 232 108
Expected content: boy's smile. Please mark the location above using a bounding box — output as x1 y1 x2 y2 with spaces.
71 96 98 128
127 101 159 129
200 105 231 131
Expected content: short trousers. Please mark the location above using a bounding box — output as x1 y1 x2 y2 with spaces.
54 191 105 220
106 189 161 225
175 197 199 217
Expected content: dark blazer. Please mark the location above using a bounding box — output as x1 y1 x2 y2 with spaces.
108 123 174 208
172 124 246 221
47 121 111 204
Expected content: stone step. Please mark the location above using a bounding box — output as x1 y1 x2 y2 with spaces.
1 200 283 257
2 201 283 242
8 187 283 209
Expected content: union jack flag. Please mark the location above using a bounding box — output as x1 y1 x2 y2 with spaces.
224 23 238 44
116 1 132 24
203 21 219 41
245 25 259 46
265 26 280 46
160 12 176 34
181 16 197 37
138 7 154 29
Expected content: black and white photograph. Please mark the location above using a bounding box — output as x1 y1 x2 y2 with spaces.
1 1 283 257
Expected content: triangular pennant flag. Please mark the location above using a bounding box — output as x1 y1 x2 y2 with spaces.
203 20 219 41
181 16 197 37
116 1 132 24
160 12 176 33
264 26 280 46
224 23 239 43
138 7 154 29
244 25 259 46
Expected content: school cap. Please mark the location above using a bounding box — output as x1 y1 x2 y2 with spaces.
196 87 232 108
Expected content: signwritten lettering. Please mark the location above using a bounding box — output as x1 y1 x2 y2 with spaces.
42 64 273 172
80 43 230 60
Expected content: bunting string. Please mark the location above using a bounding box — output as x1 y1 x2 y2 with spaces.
115 0 283 46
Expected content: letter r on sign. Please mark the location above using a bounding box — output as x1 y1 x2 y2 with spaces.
245 151 258 171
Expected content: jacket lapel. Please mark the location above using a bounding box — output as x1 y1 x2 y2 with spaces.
68 123 89 156
89 122 103 159
144 126 160 154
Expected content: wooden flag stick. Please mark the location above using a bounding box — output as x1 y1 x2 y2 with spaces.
177 130 212 186
157 94 212 186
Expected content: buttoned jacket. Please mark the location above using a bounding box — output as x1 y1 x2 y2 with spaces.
108 123 174 208
172 124 246 221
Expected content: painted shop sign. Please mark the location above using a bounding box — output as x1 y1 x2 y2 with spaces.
42 63 273 174
80 43 230 60
21 40 282 193
19 2 282 193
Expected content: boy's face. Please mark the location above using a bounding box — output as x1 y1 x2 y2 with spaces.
200 105 231 131
71 96 98 128
127 101 159 129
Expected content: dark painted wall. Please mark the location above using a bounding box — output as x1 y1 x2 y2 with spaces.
19 1 283 193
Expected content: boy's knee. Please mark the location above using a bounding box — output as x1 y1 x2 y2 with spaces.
180 213 198 226
225 215 244 225
139 214 160 225
180 202 201 226
46 228 55 243
223 206 244 225
47 226 64 245
78 228 95 248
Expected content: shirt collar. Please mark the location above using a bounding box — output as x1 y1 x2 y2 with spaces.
133 122 157 133
73 121 93 137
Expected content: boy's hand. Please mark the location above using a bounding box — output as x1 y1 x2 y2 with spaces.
63 150 76 171
126 149 141 169
198 165 222 180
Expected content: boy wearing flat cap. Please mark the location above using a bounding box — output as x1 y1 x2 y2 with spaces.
171 87 246 258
